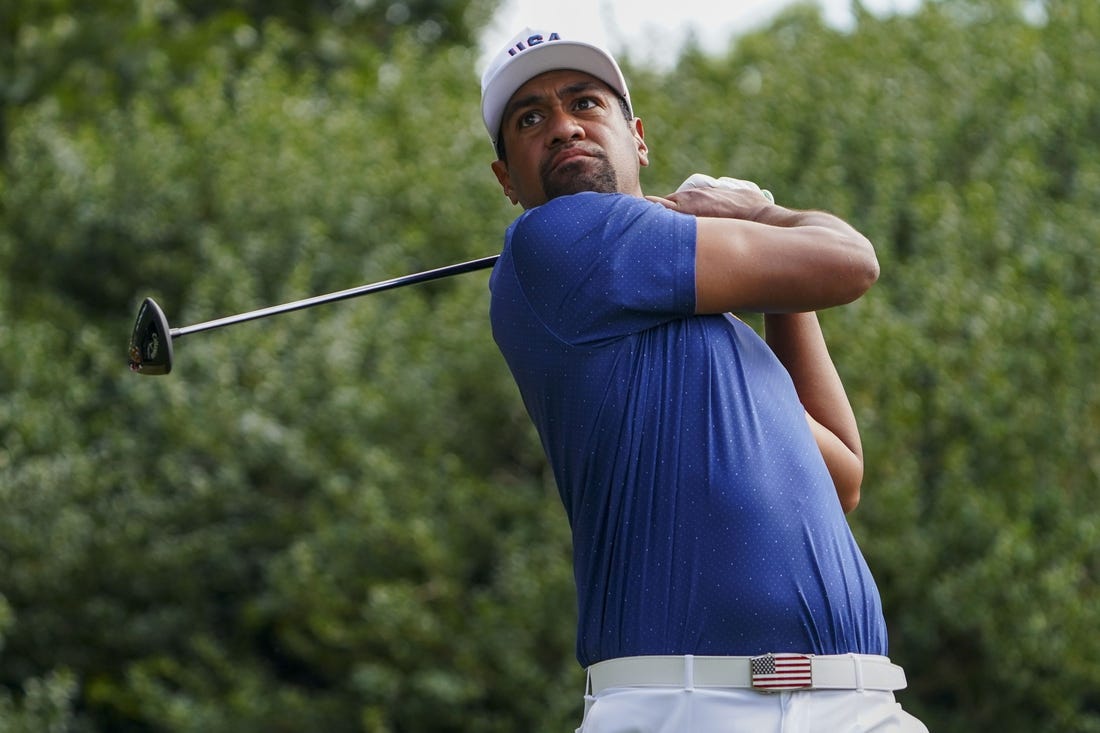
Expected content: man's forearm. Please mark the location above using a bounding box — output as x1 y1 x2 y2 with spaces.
764 312 862 459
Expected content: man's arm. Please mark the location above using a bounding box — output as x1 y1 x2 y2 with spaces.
648 186 874 511
765 312 863 512
648 186 879 314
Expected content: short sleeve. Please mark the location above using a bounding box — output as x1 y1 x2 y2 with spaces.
507 192 697 345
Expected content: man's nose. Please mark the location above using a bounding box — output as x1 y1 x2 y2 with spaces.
546 110 585 145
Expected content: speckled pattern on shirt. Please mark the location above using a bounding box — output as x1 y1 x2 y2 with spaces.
489 192 887 667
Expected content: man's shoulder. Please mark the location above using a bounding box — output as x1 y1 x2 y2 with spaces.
523 191 648 222
511 192 665 241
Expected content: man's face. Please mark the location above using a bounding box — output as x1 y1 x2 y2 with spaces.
491 69 649 209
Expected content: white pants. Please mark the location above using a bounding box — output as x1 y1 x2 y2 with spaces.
577 686 929 733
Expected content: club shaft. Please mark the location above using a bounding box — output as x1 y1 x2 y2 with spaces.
170 255 499 338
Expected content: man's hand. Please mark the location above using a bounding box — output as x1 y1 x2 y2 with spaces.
646 173 776 221
676 173 774 201
646 185 774 222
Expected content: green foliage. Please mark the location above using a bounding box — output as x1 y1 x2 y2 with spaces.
2 0 1099 731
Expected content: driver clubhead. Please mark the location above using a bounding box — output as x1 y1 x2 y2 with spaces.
128 297 174 375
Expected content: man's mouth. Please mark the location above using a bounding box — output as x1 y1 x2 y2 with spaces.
547 146 596 172
539 144 618 201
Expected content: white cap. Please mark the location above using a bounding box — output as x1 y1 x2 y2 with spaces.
480 27 632 150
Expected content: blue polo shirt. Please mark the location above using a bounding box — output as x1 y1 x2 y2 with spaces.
489 192 887 667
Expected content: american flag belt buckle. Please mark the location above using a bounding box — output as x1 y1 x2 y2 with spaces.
750 653 814 692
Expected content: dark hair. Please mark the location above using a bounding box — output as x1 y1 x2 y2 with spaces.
495 94 633 163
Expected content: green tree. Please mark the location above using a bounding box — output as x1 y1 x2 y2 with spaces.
0 0 498 162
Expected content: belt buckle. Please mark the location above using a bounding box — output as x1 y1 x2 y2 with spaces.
750 653 814 692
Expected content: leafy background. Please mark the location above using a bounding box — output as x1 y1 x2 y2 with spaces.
2 0 1098 731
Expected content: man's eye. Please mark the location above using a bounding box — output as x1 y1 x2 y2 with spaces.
518 110 543 128
574 97 599 111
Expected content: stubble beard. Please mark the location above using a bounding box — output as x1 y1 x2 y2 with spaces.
540 153 619 202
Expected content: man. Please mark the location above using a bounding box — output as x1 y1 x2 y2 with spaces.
480 27 927 732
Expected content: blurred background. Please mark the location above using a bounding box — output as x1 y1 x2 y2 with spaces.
1 0 1097 730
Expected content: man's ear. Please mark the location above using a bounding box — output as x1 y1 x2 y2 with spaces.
633 117 649 168
491 160 519 205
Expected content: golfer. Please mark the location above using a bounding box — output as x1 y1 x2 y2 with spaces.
481 27 927 733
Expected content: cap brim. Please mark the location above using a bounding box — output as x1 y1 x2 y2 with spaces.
482 41 630 144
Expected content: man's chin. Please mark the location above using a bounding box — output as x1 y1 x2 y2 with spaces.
543 170 619 201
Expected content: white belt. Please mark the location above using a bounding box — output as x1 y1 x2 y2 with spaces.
587 653 906 694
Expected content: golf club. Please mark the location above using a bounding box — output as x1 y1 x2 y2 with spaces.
128 254 499 375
